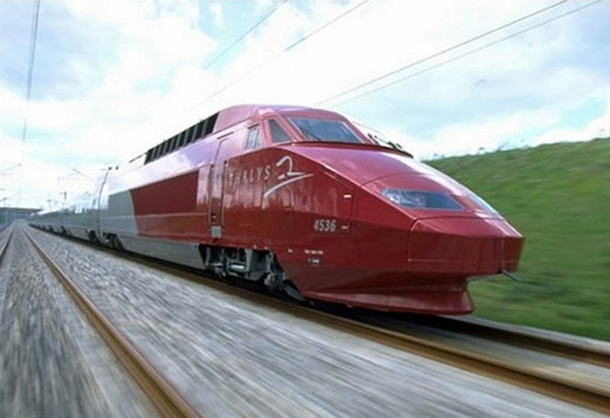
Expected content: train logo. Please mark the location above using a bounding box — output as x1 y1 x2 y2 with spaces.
263 156 313 199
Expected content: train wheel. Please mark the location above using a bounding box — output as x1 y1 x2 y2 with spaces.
264 254 304 302
263 254 282 292
283 282 305 302
113 236 124 252
88 231 100 245
106 234 124 252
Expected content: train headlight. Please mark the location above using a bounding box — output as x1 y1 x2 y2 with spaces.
381 189 462 210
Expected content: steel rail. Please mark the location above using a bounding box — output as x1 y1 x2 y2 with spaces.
0 224 14 267
86 241 610 415
333 311 610 369
110 248 610 414
30 226 610 415
424 315 610 368
22 227 202 418
308 313 610 416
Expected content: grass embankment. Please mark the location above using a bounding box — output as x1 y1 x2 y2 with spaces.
428 137 610 340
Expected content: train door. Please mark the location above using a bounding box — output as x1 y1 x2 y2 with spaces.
209 153 225 239
208 135 233 239
94 168 111 240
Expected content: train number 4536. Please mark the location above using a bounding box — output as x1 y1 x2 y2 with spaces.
313 218 337 232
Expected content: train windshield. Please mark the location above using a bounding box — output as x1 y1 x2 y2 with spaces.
290 118 362 143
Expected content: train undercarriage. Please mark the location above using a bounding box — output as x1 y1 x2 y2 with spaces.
199 245 304 301
73 227 305 302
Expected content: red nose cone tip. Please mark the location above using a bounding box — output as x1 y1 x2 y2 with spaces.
307 289 474 314
408 217 524 276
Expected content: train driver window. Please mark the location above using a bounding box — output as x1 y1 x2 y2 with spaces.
268 119 290 143
245 125 262 150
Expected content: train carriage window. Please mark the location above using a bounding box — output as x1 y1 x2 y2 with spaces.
193 121 205 142
178 131 186 147
204 113 218 137
268 119 290 143
191 124 200 142
184 127 194 145
245 125 262 150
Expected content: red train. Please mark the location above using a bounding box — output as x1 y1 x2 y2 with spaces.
32 104 523 314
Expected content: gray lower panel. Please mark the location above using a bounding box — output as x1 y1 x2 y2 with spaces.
66 227 89 241
118 235 204 269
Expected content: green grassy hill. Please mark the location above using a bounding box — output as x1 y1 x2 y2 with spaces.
428 137 610 340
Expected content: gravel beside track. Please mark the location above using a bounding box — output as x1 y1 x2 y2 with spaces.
451 315 610 353
0 226 159 418
0 224 12 247
0 223 11 235
27 227 608 418
343 311 610 387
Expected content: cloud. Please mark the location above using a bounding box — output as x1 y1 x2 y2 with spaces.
528 99 610 146
210 2 224 28
0 0 609 208
0 130 23 164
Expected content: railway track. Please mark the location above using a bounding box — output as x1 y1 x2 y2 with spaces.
27 225 610 416
332 310 610 414
0 224 13 267
20 226 202 418
362 313 610 368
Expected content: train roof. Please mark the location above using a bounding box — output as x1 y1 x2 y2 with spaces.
215 104 344 131
142 104 343 166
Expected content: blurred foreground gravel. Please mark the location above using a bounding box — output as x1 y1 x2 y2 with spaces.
0 226 158 418
18 225 607 418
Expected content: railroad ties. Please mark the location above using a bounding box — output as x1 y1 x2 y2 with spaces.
23 228 201 418
1 223 610 417
0 224 198 418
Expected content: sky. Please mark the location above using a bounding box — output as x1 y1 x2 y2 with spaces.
0 0 608 209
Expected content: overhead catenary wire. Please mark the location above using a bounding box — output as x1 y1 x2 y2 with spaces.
194 0 372 106
283 0 370 52
325 0 605 109
21 0 41 154
315 0 570 107
203 0 290 70
16 0 41 207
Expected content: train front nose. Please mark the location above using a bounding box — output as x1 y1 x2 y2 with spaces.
363 169 524 279
407 216 523 277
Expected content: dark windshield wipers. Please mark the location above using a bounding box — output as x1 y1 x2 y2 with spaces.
297 125 323 141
